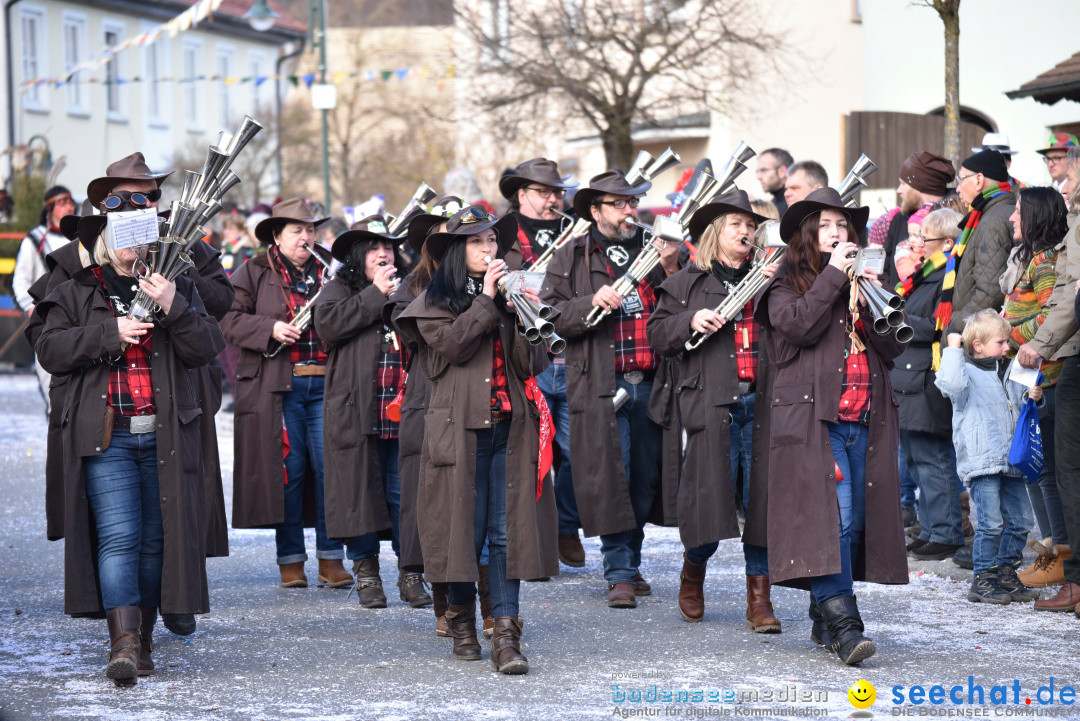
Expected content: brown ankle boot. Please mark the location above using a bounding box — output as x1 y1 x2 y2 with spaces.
137 607 156 676
350 558 387 608
745 575 781 633
445 601 482 660
490 616 528 674
105 607 142 685
678 555 707 622
398 570 433 608
478 564 493 637
279 561 307 588
318 559 353 588
431 582 450 636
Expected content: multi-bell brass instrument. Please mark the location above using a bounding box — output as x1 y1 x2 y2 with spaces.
684 220 786 352
856 276 913 343
386 182 438 237
264 243 336 358
127 115 262 323
486 256 566 354
582 142 755 328
836 154 878 207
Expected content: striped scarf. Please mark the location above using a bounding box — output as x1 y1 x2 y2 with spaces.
930 181 1011 369
895 250 949 297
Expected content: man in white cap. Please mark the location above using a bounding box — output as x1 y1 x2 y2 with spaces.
972 132 1024 187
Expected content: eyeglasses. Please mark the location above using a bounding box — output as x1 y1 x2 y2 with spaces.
1044 155 1069 165
956 172 977 185
919 236 949 244
459 206 497 224
523 186 565 199
102 189 162 211
595 198 640 210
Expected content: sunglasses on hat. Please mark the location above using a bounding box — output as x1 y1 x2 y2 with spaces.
460 207 497 224
101 189 162 211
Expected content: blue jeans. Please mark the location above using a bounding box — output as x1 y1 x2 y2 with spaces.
902 430 964 545
352 438 402 561
969 474 1034 574
685 393 768 576
83 428 163 612
448 422 519 617
899 445 917 509
810 421 868 603
536 362 581 535
600 378 661 586
277 375 362 564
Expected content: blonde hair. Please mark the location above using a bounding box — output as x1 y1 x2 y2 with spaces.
961 308 1010 355
922 208 962 244
91 232 125 269
750 199 779 221
694 214 760 272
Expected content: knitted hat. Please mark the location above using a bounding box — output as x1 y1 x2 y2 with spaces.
960 150 1009 183
898 152 955 196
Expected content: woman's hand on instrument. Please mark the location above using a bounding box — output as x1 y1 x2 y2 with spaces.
592 285 623 313
762 262 780 278
483 258 507 299
828 242 858 271
272 321 302 344
373 263 398 296
690 309 726 334
117 316 154 345
138 273 176 315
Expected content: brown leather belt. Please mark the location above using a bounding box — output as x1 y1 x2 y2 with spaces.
490 410 511 424
292 364 326 376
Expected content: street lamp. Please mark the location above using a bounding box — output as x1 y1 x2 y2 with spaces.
247 0 333 212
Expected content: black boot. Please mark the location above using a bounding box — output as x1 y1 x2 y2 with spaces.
808 599 830 647
819 595 876 665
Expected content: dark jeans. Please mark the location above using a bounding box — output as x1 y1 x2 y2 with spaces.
1054 356 1080 585
536 361 581 535
448 422 519 618
810 421 868 604
83 428 163 612
969 474 1033 574
899 446 917 509
352 438 402 561
599 377 661 586
276 375 362 564
1031 386 1068 545
902 430 964 545
685 393 768 576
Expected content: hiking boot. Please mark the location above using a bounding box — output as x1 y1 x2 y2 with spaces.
967 572 1012 605
1017 543 1071 588
997 564 1039 602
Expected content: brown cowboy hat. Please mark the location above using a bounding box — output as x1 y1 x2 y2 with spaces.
571 169 651 220
331 214 403 263
86 152 174 207
779 187 869 243
254 197 330 244
406 195 465 255
498 158 579 201
686 189 769 243
423 204 518 262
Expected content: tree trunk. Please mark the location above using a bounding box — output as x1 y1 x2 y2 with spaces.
602 116 636 172
941 3 961 172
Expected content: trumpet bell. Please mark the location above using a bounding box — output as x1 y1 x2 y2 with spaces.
646 147 682 180
894 324 915 344
626 151 656 186
546 335 566 355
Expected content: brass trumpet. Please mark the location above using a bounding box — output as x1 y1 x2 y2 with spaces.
836 154 878 207
386 182 438 237
264 244 336 358
625 147 683 186
529 209 590 274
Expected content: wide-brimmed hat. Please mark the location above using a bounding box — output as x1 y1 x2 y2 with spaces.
86 152 173 207
254 197 330 244
972 132 1017 157
779 187 869 243
571 169 652 219
498 158 579 201
406 195 465 255
423 204 518 262
686 189 769 243
1036 132 1079 156
331 214 403 263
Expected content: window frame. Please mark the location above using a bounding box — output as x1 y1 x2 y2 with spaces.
20 5 49 113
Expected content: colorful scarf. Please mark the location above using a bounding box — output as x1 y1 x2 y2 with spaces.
931 181 1011 369
895 250 949 297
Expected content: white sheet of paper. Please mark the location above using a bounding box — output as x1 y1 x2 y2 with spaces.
106 209 159 250
1008 359 1041 388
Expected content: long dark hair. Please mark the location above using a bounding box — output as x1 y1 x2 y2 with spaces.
775 212 826 294
1017 187 1068 267
335 238 405 289
408 245 438 295
425 239 473 315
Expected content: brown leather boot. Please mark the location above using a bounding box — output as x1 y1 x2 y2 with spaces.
678 555 706 622
350 558 387 608
633 572 652 596
558 533 586 567
1018 544 1071 588
105 607 142 685
318 559 353 588
1034 581 1080 612
398 570 433 608
431 582 450 637
279 561 307 588
490 616 528 674
445 601 482 660
478 564 493 637
745 575 782 633
137 607 156 676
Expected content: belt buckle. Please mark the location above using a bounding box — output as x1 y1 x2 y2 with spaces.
738 381 752 396
623 370 644 385
129 414 156 434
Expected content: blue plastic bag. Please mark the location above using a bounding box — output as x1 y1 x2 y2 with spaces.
1009 396 1043 483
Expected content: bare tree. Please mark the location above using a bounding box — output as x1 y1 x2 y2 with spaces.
916 0 961 170
455 0 785 170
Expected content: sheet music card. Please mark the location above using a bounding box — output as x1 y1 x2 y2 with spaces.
107 209 159 250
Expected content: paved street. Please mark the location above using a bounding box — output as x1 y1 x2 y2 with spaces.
0 370 1077 721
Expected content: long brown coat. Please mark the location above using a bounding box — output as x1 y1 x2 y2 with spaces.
755 265 909 587
396 292 558 583
313 279 394 539
384 277 430 570
220 252 319 529
539 232 678 537
36 271 224 615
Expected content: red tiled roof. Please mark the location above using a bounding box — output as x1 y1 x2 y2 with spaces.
1006 50 1080 106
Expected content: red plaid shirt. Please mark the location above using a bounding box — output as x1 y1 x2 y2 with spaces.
375 327 408 439
269 246 327 366
92 268 156 416
839 317 872 424
600 248 658 374
732 299 758 385
491 335 512 412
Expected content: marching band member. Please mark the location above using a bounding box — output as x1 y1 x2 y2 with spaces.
540 170 680 608
35 213 224 685
755 188 908 665
396 205 556 674
221 198 363 590
646 190 780 631
313 215 432 609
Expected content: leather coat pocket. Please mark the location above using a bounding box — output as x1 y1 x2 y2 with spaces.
422 407 457 467
770 383 814 447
